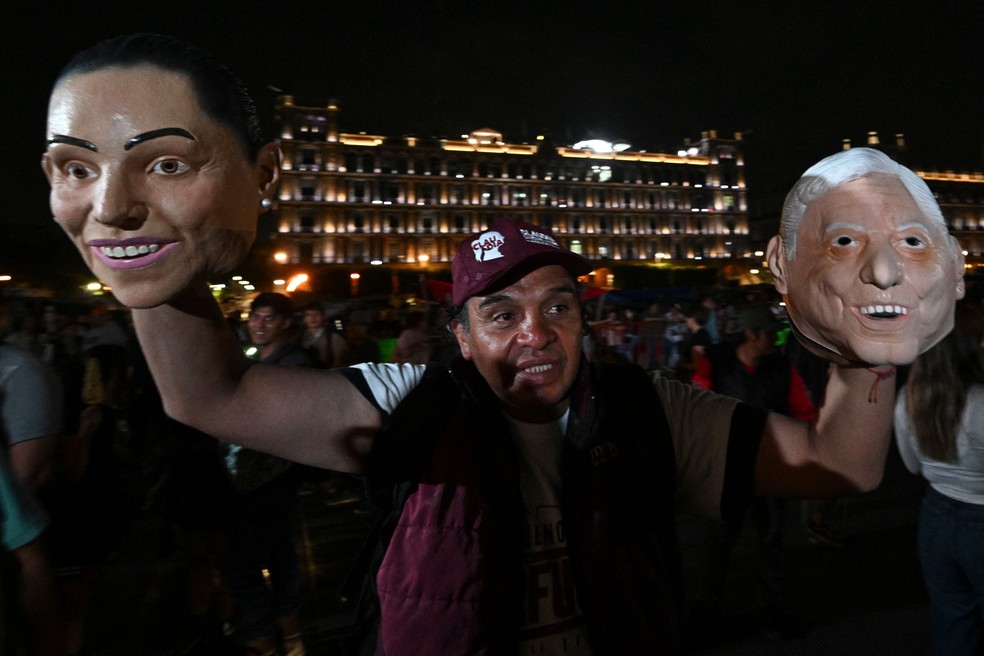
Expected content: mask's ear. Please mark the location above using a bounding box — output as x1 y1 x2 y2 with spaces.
41 153 54 185
256 142 282 203
766 235 789 295
951 235 966 300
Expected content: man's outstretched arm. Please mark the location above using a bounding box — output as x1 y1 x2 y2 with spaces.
132 284 379 473
754 364 896 498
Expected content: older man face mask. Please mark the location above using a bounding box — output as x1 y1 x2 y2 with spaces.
768 163 965 366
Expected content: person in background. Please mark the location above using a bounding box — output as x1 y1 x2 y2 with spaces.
229 292 310 656
894 298 984 656
689 304 817 643
337 310 380 366
44 343 137 656
1 300 62 495
701 294 720 345
674 303 712 383
1 298 60 656
80 303 129 356
391 312 432 365
301 302 346 368
0 448 59 656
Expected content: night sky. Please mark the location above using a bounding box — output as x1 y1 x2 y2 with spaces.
4 0 983 261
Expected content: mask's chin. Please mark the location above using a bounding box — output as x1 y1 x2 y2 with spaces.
788 313 948 367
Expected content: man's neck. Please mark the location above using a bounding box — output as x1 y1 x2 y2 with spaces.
261 338 286 361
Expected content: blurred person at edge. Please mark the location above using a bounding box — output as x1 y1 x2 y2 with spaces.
1 299 60 655
0 448 59 656
43 33 963 655
894 298 984 656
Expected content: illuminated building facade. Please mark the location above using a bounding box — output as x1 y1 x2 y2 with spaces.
914 170 984 270
271 97 749 288
842 133 984 273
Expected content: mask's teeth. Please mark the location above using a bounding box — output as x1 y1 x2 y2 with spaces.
100 243 162 258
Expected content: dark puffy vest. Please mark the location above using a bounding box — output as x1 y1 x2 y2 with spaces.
342 358 685 655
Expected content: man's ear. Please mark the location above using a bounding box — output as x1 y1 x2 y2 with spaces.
766 235 789 295
450 319 473 360
256 142 282 202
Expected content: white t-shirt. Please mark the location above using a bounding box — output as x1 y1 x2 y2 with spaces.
506 412 592 655
894 384 984 504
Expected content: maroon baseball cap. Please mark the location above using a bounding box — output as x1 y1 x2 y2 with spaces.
451 217 591 307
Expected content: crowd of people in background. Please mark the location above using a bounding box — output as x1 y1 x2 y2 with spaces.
3 277 982 654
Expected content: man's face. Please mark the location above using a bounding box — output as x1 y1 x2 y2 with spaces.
44 66 278 308
304 308 325 330
452 265 583 423
247 307 291 348
769 174 965 365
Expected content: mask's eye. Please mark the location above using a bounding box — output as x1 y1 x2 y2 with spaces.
152 159 189 175
902 235 926 249
66 162 95 180
831 234 858 248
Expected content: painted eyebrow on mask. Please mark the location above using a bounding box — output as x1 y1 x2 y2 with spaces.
125 127 195 151
47 135 97 151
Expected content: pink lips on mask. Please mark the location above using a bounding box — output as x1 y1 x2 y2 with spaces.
88 238 178 270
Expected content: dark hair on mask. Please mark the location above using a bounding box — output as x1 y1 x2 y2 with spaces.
55 32 266 160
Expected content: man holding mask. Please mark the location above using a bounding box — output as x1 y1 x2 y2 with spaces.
44 34 965 654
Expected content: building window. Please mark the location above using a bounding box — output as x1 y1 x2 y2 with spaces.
481 186 497 206
299 241 313 262
300 178 316 199
417 183 437 205
384 182 401 203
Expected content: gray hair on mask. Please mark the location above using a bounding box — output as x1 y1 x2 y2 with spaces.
780 147 945 260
